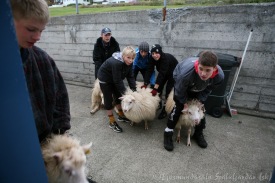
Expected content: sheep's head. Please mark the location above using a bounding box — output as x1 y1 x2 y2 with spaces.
120 95 135 113
50 142 92 183
182 101 205 126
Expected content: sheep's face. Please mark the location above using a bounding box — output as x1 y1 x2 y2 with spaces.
121 95 135 113
182 103 204 126
51 144 92 183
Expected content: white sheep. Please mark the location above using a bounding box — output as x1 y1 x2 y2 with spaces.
41 135 92 183
120 88 160 130
90 79 103 114
165 89 205 146
90 80 144 115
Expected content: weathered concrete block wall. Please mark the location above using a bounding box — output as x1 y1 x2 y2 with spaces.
37 3 275 117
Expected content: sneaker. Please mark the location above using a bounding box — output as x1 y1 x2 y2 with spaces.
87 176 97 183
109 122 123 133
158 106 167 119
117 116 131 123
194 132 208 148
164 131 174 151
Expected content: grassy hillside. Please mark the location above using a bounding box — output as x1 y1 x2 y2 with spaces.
49 0 274 17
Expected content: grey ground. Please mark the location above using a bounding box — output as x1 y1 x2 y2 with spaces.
67 84 275 183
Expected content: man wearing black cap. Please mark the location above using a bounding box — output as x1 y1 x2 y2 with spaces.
133 41 156 88
142 44 178 119
93 27 120 79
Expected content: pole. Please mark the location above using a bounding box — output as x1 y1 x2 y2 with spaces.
162 0 166 21
76 0 79 14
227 29 253 103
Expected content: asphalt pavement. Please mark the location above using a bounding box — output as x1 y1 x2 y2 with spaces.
66 84 275 183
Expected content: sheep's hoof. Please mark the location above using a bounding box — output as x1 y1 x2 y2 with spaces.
90 110 96 114
144 126 149 130
187 143 191 146
130 122 134 126
176 138 180 143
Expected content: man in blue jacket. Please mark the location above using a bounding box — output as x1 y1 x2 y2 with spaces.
133 42 156 88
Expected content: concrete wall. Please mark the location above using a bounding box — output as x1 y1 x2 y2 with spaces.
37 3 275 118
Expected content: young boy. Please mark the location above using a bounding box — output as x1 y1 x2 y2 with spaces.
11 0 71 143
164 51 224 151
97 46 137 133
93 27 120 79
133 41 156 88
142 44 178 119
11 1 97 182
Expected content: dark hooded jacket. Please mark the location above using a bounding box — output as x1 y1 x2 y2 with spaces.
93 37 120 66
144 52 178 87
97 52 136 95
173 57 224 104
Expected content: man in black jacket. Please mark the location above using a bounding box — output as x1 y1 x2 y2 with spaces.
93 27 120 79
164 51 224 151
142 44 178 119
98 46 137 133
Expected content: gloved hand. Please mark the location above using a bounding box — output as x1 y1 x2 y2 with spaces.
141 84 147 89
151 88 158 96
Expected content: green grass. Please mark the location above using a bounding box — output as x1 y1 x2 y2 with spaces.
49 5 183 17
49 0 275 17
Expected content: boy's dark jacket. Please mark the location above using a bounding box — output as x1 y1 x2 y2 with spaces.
97 52 136 94
93 37 120 66
21 46 71 142
173 57 224 104
144 52 178 87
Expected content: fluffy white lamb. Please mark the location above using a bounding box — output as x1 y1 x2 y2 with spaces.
90 79 103 114
165 89 205 146
90 80 144 115
41 135 92 183
120 87 160 130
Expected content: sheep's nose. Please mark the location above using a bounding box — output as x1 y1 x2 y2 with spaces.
123 110 128 113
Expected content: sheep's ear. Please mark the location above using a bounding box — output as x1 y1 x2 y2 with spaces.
181 103 189 114
119 97 124 100
82 142 93 154
181 109 188 114
53 152 63 163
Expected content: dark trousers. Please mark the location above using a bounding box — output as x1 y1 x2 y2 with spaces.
133 67 156 86
99 82 121 110
94 63 102 79
158 74 174 100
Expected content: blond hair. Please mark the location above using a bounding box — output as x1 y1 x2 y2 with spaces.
122 46 136 58
10 0 49 23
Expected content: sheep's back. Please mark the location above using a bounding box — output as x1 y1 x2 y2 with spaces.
123 89 160 122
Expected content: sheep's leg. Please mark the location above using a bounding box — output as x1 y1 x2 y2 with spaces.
187 127 191 146
176 127 181 143
90 103 100 114
144 121 148 130
114 106 119 114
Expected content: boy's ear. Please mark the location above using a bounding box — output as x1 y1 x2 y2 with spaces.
213 66 218 71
